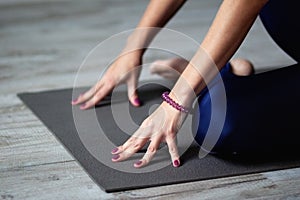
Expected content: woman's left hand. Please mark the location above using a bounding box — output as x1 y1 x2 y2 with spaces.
111 101 187 168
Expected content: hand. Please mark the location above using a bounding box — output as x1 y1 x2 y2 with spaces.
71 51 143 109
110 101 187 168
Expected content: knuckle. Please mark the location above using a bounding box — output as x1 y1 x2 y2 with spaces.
133 143 143 150
102 77 114 89
127 137 135 144
169 146 177 154
120 152 130 159
147 146 157 154
165 129 176 138
107 77 116 86
94 92 103 101
122 147 134 155
95 82 102 90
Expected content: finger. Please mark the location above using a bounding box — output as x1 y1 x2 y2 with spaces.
110 136 137 155
166 136 180 167
111 121 151 156
71 82 103 105
80 84 113 110
111 137 149 162
127 71 141 107
129 91 141 107
134 136 162 168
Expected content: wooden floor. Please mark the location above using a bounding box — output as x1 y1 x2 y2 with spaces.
1 0 299 199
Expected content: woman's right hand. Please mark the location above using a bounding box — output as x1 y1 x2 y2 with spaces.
71 50 143 109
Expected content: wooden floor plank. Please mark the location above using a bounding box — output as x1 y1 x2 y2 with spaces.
2 160 300 200
0 161 113 200
0 98 73 170
114 168 300 199
0 125 74 170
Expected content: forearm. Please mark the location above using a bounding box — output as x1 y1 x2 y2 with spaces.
170 0 268 106
123 0 186 56
201 0 268 68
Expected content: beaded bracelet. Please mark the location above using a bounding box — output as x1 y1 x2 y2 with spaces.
161 91 189 113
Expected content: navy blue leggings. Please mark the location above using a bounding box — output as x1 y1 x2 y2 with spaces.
193 0 300 156
192 63 300 156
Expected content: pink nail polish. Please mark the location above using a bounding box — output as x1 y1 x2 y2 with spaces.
134 98 141 106
112 154 120 160
71 98 78 104
173 160 180 167
111 147 118 154
135 160 143 166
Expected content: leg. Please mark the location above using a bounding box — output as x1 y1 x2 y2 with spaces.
193 63 300 156
150 57 254 80
229 58 254 76
149 57 189 80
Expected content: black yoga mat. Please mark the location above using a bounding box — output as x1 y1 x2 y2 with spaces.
18 80 300 193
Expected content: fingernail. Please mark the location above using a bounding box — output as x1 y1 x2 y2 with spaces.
134 98 141 106
112 154 120 160
71 98 78 104
80 103 86 109
111 147 118 154
173 160 180 167
134 160 143 166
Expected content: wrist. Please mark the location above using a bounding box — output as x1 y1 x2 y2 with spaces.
168 89 196 111
120 45 144 58
168 63 207 110
116 48 143 67
162 91 190 113
124 35 145 55
161 101 187 122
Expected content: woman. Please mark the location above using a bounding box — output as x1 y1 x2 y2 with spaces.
72 0 300 168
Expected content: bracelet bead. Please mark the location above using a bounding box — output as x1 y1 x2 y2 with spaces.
161 91 189 113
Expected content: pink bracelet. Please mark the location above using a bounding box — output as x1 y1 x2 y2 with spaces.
161 91 189 113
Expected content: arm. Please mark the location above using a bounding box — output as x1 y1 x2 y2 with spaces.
111 0 269 168
124 0 187 56
170 0 269 106
73 0 186 108
138 0 186 28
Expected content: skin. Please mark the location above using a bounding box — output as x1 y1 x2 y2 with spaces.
72 0 268 168
149 57 254 80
